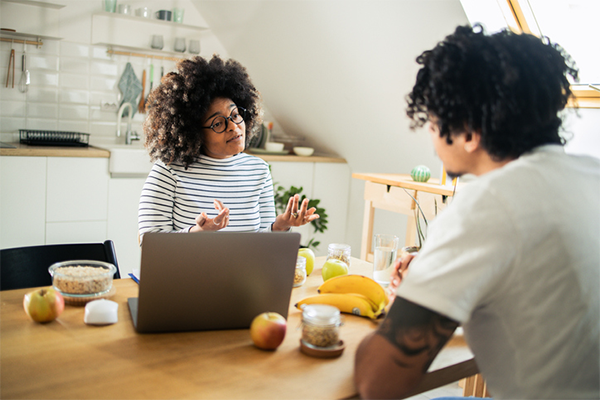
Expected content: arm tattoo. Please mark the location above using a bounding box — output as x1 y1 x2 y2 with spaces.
377 297 459 372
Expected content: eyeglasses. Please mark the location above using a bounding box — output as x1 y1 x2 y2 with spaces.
202 107 246 134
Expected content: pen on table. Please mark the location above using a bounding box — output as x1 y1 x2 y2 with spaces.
128 273 139 284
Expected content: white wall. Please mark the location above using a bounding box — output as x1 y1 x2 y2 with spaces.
191 0 469 254
0 0 229 145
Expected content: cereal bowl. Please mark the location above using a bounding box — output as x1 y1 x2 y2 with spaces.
49 260 117 301
293 147 314 156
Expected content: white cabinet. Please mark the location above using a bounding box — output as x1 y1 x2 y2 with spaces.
0 156 46 249
269 161 351 256
0 0 63 40
107 177 146 277
45 157 110 244
0 156 109 249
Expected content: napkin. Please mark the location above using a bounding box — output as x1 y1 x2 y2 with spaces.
118 62 142 117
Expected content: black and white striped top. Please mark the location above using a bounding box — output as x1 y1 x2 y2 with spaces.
138 153 276 237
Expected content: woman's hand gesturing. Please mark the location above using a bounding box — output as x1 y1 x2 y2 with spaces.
190 199 229 232
272 194 320 232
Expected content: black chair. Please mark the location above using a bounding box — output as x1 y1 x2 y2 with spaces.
0 240 121 291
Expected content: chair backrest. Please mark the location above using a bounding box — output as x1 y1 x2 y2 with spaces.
0 240 120 291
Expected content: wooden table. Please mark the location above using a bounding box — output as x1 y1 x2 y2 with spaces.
1 257 474 399
352 173 461 261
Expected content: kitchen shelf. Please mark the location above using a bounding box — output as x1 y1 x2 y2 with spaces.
92 12 207 55
1 0 65 10
92 11 208 31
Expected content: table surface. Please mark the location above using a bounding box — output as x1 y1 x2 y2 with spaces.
1 257 473 399
352 172 459 196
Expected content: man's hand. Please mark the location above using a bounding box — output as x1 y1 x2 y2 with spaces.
385 253 416 305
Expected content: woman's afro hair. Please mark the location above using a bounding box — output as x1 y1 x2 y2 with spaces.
143 55 262 167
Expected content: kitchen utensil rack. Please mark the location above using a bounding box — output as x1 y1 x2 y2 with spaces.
19 129 90 147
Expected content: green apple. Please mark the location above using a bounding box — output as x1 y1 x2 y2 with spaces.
23 288 65 323
322 258 349 281
249 312 287 350
297 248 316 276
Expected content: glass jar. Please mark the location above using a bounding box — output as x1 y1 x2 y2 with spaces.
326 243 351 268
293 256 307 287
301 304 342 348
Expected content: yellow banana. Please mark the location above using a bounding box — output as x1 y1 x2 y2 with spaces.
318 274 388 309
295 293 377 319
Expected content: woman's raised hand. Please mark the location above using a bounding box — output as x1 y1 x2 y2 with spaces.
190 199 229 232
272 194 320 231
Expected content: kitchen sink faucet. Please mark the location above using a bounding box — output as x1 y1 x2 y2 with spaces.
117 102 141 145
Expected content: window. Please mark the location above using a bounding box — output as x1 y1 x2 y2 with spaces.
460 0 600 108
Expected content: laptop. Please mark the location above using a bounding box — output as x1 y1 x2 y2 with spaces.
128 231 301 333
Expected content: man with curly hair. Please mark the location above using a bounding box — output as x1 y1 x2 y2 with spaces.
138 55 318 240
354 25 599 399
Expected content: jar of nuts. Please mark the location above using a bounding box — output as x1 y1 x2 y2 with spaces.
293 256 307 287
301 304 342 348
326 243 351 268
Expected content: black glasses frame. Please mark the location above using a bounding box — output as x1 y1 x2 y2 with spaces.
202 107 246 134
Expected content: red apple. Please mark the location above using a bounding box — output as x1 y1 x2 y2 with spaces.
250 312 287 350
23 288 65 323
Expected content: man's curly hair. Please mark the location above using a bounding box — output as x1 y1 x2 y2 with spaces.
406 24 579 160
143 55 262 168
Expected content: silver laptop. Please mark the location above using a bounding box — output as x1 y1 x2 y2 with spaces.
128 231 301 333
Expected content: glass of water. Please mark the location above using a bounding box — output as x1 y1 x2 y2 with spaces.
372 234 399 286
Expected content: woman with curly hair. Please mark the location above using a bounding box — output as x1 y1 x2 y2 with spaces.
138 55 318 239
355 25 599 399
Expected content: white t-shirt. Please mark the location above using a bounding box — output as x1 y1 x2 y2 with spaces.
138 153 276 237
397 145 600 399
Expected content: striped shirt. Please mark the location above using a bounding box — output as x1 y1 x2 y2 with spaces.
138 153 276 237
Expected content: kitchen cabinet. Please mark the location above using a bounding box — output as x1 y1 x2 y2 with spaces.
45 157 109 244
270 161 351 256
91 12 207 55
0 155 109 250
0 156 46 249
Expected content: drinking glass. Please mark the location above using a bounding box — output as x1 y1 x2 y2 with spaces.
372 234 399 286
173 8 185 23
103 0 117 13
151 35 164 50
174 37 186 53
189 39 200 54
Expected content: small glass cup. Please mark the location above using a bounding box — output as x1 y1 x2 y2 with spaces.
372 234 399 287
118 4 132 15
135 6 151 18
326 243 351 268
103 0 117 13
174 37 186 53
189 39 200 54
151 35 164 50
301 304 341 348
293 256 307 287
173 7 185 23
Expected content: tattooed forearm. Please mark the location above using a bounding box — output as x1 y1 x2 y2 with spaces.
377 297 459 372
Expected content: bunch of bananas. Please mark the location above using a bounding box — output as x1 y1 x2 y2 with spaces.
295 274 388 319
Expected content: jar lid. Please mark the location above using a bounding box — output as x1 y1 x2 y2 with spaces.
328 243 350 251
302 304 340 326
296 256 306 269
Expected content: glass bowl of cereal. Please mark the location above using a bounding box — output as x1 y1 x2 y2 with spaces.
49 260 117 305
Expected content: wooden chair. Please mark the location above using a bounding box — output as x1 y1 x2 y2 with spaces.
461 373 491 397
0 240 120 291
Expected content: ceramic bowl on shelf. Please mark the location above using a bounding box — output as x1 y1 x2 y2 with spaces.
293 147 314 156
265 142 285 152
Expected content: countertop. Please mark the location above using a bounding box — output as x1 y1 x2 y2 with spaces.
0 143 346 163
0 142 110 158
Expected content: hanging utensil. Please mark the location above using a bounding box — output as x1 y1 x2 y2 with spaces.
18 43 30 93
145 63 153 104
138 69 146 113
6 48 15 88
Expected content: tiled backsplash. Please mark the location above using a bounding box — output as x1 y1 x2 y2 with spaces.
0 39 177 145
